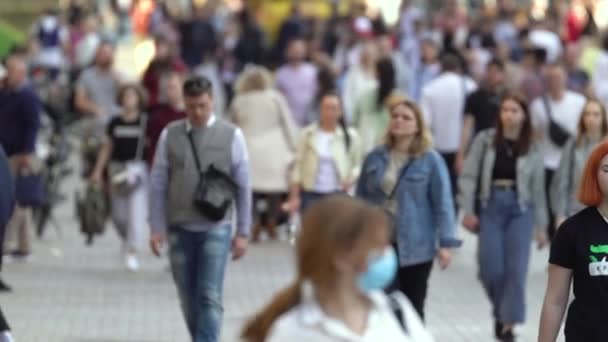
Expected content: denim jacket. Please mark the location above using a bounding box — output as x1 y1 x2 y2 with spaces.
356 146 461 267
458 129 548 230
550 137 598 218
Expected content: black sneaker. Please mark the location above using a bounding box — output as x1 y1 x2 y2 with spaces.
500 329 515 342
494 321 503 339
0 277 11 292
9 250 31 261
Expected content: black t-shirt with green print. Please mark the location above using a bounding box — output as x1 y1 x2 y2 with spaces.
550 206 608 342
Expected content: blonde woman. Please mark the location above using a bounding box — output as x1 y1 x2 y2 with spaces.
356 98 460 320
550 99 608 228
229 65 299 242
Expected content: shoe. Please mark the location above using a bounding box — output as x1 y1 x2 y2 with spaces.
0 278 11 292
9 250 31 262
125 254 139 272
494 321 503 339
499 329 515 342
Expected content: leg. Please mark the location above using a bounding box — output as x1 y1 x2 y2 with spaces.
17 207 32 254
545 169 557 239
393 261 433 321
126 165 148 251
500 204 534 325
192 224 232 342
168 228 198 338
110 192 129 242
478 191 509 320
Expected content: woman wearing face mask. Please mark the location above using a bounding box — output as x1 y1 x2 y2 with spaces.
287 92 361 214
90 84 149 271
539 142 608 342
241 195 434 342
459 93 548 341
551 99 608 228
356 98 460 320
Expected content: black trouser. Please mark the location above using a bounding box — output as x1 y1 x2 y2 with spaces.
0 307 9 331
545 168 557 239
389 260 434 321
440 152 458 207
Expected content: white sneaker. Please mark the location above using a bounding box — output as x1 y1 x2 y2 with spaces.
125 254 140 272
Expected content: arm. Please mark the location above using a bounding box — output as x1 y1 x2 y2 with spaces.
457 131 486 215
538 265 573 342
91 138 113 179
355 154 372 199
532 151 549 231
276 92 299 153
429 152 460 248
149 129 170 235
550 140 573 222
231 128 252 237
455 114 475 175
288 130 307 212
19 92 41 155
74 83 100 117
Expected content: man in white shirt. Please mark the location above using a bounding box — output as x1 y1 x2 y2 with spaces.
420 53 477 201
530 63 586 238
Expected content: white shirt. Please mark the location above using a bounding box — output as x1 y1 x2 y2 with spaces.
314 130 341 193
420 72 477 152
531 91 586 169
267 288 434 342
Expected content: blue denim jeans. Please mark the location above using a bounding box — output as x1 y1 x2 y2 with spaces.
168 224 232 342
478 188 534 324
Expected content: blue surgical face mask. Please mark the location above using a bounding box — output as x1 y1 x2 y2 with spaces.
357 246 398 292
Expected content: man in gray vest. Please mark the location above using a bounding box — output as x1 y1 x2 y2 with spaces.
149 76 251 342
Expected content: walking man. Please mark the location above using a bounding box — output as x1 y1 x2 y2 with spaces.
149 76 251 342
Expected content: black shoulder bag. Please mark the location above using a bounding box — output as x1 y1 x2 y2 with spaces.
542 95 571 147
187 131 238 222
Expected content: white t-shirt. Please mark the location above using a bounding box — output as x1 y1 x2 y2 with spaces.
420 72 477 152
267 289 435 342
315 130 341 193
531 91 586 169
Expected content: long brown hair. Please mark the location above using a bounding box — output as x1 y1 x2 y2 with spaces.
494 92 533 155
241 195 389 342
383 98 433 156
575 98 608 147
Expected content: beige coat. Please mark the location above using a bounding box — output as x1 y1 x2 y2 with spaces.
230 89 299 192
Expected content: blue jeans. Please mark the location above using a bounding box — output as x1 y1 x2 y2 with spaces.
168 225 231 342
478 188 534 324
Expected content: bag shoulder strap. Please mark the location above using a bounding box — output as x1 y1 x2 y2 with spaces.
567 139 576 198
187 130 203 173
134 114 148 161
388 157 413 200
542 94 555 122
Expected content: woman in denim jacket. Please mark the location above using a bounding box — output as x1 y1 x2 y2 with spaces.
459 93 548 341
356 98 461 320
550 99 608 228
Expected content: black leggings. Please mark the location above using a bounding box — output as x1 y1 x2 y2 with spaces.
0 307 9 331
389 260 434 321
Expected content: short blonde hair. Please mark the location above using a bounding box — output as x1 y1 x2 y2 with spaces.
234 65 273 94
383 98 433 156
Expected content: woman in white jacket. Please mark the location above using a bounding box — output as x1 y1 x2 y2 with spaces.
241 195 434 342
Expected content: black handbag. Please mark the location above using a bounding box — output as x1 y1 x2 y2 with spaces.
187 131 237 222
543 95 570 147
15 169 45 208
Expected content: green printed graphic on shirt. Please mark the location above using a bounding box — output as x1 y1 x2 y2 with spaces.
589 244 608 276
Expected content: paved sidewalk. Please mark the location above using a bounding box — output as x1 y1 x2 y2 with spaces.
1 150 561 341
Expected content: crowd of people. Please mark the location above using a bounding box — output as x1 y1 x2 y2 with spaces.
2 0 608 341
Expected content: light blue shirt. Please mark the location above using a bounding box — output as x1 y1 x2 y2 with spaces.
148 115 252 236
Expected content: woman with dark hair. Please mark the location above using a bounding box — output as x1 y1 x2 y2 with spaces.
539 141 608 342
286 92 361 213
459 93 548 341
551 99 608 228
353 57 402 154
242 195 434 341
90 84 149 271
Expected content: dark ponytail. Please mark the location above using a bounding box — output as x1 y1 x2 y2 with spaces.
339 116 351 151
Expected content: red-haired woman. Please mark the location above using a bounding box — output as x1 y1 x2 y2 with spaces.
539 141 608 342
241 195 434 342
459 93 548 341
